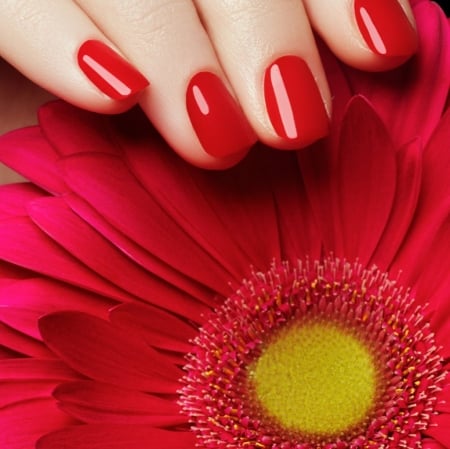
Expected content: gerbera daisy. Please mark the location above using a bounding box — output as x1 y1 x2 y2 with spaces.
0 1 449 448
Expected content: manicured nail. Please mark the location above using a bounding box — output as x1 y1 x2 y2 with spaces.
78 40 149 100
186 72 256 158
354 0 417 56
264 56 329 147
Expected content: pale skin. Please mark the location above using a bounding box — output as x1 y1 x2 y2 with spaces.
0 0 417 173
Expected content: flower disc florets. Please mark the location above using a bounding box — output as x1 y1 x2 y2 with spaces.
180 258 444 449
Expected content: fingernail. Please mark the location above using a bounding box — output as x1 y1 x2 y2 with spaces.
264 56 329 147
186 72 256 158
354 0 417 56
78 40 149 100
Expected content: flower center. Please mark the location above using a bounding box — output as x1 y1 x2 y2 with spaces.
180 258 445 449
250 321 376 436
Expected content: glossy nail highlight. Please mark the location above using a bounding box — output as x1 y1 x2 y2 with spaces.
186 72 256 158
354 0 417 56
264 56 329 147
78 40 149 100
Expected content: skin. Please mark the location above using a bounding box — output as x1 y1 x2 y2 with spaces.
0 0 417 172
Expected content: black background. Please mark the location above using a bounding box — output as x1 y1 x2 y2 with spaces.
434 0 449 16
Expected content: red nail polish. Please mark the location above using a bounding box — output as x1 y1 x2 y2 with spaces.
186 72 256 158
264 56 329 147
78 40 149 100
354 0 417 56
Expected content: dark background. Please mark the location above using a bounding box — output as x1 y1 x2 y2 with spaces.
435 0 449 16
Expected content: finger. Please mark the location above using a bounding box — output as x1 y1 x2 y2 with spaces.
74 0 256 169
194 0 331 150
0 1 148 114
303 0 418 71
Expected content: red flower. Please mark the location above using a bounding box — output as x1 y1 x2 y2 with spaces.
0 2 449 448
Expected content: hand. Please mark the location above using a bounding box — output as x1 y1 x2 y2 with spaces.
0 0 417 169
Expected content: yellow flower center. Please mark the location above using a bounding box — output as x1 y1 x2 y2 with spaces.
250 321 377 437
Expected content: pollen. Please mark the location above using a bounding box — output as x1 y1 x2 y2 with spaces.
250 321 376 436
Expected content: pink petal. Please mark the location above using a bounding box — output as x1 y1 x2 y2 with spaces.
423 439 447 449
266 150 321 260
414 216 450 311
54 380 186 425
0 216 133 302
0 322 53 358
0 127 66 194
0 358 79 381
38 101 120 157
371 139 423 269
28 196 208 306
109 303 197 353
0 398 76 449
64 193 216 313
337 97 397 263
425 413 450 447
0 278 115 340
37 424 196 449
61 153 233 295
122 132 280 275
0 183 46 219
391 110 450 283
0 381 57 408
39 311 182 393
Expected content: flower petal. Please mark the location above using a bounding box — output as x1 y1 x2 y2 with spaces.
64 193 215 313
0 399 76 449
0 381 57 408
0 278 115 340
371 139 423 269
37 424 196 449
38 101 120 157
337 97 397 263
39 311 182 393
61 153 233 295
122 132 281 274
0 358 79 381
54 380 186 425
424 413 450 447
0 183 46 219
0 127 66 194
0 217 133 302
109 303 197 353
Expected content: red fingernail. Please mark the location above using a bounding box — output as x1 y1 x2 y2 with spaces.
186 72 256 158
78 40 149 100
354 0 417 56
264 56 329 147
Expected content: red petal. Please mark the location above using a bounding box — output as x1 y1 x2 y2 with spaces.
38 101 120 157
338 97 396 263
391 110 450 283
109 303 197 353
122 134 281 274
0 358 79 381
0 127 66 194
0 278 115 340
0 322 52 358
64 193 215 313
0 381 57 408
39 311 182 393
54 380 185 425
425 413 450 447
0 398 76 449
0 183 46 219
0 217 133 302
371 139 423 269
61 153 233 295
37 424 195 449
28 196 206 306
